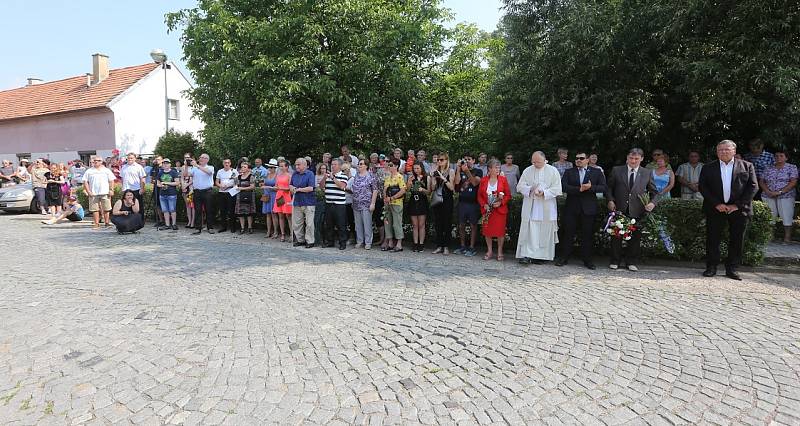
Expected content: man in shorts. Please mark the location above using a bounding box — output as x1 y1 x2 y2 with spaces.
82 156 116 229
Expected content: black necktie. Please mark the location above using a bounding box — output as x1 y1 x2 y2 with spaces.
628 170 635 189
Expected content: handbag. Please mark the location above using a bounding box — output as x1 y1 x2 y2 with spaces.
430 185 443 207
276 196 286 207
386 185 401 198
239 191 253 203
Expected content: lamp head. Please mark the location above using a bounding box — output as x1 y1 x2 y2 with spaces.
150 49 168 63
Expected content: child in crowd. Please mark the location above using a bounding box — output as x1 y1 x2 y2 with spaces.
42 195 84 225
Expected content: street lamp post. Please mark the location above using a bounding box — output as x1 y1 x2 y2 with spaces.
150 49 169 137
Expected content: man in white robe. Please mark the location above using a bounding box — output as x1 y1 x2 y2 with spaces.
516 151 562 264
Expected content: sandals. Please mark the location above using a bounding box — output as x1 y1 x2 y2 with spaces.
497 255 505 261
484 253 494 261
391 247 403 253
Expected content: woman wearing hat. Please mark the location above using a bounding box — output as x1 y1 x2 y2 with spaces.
16 159 31 183
261 159 279 238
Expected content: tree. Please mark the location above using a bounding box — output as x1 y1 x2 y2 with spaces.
425 23 504 156
153 130 202 163
167 0 450 160
492 0 800 165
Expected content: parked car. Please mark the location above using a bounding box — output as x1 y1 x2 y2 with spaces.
0 182 39 213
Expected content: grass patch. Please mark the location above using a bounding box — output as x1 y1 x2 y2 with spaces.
1 381 21 406
19 395 32 410
44 400 54 415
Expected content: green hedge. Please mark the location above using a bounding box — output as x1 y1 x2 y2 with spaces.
77 186 774 265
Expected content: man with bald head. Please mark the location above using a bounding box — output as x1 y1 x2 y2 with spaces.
516 151 562 264
699 140 757 280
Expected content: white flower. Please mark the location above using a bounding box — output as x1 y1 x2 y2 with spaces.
607 229 614 234
630 219 636 224
616 222 624 229
624 236 632 241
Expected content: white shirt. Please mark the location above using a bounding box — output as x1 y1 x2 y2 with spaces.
487 180 498 196
628 167 639 186
191 165 215 190
120 162 146 191
83 166 116 196
216 168 238 190
720 159 734 203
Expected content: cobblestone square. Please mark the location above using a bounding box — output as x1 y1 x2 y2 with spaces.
1 214 799 425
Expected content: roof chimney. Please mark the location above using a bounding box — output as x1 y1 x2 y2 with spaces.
91 53 109 85
26 78 43 86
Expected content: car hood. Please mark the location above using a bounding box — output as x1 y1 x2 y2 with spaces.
0 183 33 194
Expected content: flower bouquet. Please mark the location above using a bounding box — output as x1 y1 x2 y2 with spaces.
604 211 638 241
637 193 675 254
479 191 504 225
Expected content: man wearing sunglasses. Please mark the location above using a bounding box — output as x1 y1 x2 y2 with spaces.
556 151 607 269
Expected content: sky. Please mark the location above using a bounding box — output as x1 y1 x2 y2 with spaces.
0 0 504 91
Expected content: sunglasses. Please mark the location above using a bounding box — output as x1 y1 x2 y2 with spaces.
575 156 587 160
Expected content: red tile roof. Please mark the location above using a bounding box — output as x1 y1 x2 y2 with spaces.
0 63 159 122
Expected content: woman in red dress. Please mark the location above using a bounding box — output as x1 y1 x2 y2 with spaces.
478 159 512 261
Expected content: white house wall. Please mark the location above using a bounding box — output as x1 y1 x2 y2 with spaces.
108 63 203 156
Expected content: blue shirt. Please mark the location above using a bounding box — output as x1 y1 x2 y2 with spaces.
290 170 316 206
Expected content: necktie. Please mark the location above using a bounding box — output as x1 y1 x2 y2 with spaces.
628 170 635 189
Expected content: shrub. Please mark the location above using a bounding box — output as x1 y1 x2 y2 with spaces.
76 186 774 265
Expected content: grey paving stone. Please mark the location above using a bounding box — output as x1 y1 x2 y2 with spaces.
0 215 798 425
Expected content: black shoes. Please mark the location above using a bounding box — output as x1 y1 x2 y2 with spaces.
206 228 216 234
218 227 227 233
305 243 314 249
518 257 531 265
293 242 304 247
725 270 742 281
583 262 596 270
531 259 545 265
554 258 567 267
702 267 717 277
339 244 346 250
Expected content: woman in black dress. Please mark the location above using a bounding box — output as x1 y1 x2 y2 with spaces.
235 162 256 234
45 163 65 217
406 163 430 252
111 190 144 234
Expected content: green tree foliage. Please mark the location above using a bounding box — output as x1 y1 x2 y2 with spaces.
493 0 800 164
425 23 504 156
166 0 450 159
153 130 202 162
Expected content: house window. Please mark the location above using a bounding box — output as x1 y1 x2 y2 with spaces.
16 153 31 164
168 99 180 120
78 151 96 165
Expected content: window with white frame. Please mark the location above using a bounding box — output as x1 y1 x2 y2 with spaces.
168 99 180 120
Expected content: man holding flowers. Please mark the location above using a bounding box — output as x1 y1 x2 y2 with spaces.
605 148 657 271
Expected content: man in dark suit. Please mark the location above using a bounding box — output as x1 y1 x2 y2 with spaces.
605 148 658 271
555 151 607 269
699 140 758 280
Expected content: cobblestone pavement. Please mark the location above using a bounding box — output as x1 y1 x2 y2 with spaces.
1 214 799 425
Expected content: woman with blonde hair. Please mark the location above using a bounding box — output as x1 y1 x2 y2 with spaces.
430 152 455 255
273 159 294 242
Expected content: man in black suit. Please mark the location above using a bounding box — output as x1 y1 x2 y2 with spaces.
555 151 607 269
699 140 758 280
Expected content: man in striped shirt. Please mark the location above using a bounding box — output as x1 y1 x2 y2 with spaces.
324 158 349 250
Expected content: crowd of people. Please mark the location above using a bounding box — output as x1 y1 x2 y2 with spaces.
2 139 795 279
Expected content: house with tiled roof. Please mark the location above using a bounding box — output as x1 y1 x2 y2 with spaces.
0 53 203 164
